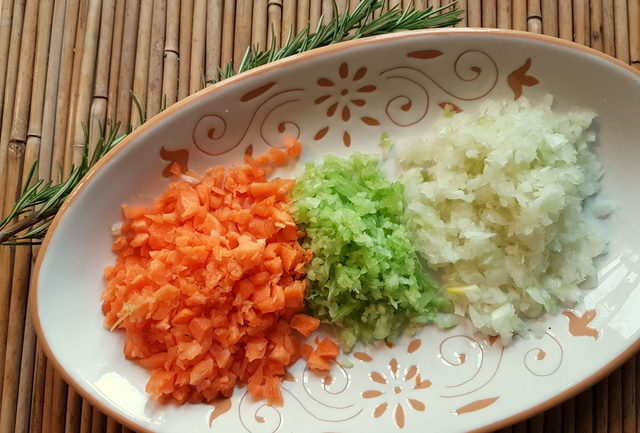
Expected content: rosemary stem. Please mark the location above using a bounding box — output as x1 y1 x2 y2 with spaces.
0 208 57 243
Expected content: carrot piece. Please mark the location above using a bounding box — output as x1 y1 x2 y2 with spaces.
169 162 182 176
146 369 176 395
284 137 302 157
290 314 320 337
316 338 340 359
264 376 284 406
283 282 304 309
172 308 196 324
122 205 147 219
245 337 268 362
300 344 314 360
307 352 331 371
190 358 214 385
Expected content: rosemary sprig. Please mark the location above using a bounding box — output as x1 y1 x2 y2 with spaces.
0 0 462 245
0 124 126 245
214 1 462 82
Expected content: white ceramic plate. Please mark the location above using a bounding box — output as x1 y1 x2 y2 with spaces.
33 29 640 433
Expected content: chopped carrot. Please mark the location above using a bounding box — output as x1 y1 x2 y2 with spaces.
316 338 340 359
300 344 314 360
307 352 331 371
103 140 331 406
290 314 320 337
169 162 182 176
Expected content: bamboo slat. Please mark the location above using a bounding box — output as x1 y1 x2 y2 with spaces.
512 423 526 433
321 0 334 23
89 0 116 154
512 0 526 30
50 0 79 174
0 0 14 122
528 0 543 33
105 417 118 433
40 363 53 433
558 0 572 39
90 407 106 433
78 399 91 433
267 0 282 50
115 0 140 127
38 0 66 182
562 398 576 433
178 0 193 100
622 358 636 432
573 0 588 45
413 0 427 11
12 300 36 433
309 0 320 29
0 1 18 409
1 2 640 433
528 413 545 433
281 0 296 44
614 0 630 62
205 0 224 84
456 0 468 27
467 0 481 27
10 4 54 432
70 0 102 165
64 389 82 433
543 405 562 433
50 373 68 433
296 0 309 32
190 0 206 93
233 0 252 73
602 0 616 56
609 368 623 432
497 0 511 29
0 0 26 215
630 0 640 69
591 0 605 51
541 0 558 36
595 378 610 433
130 0 152 128
106 0 125 123
146 0 166 118
482 0 496 27
62 0 90 174
0 247 33 433
28 346 47 433
220 0 235 68
0 2 29 422
636 354 640 432
577 388 595 433
162 0 179 102
252 0 268 50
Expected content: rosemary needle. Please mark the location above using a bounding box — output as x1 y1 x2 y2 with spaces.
0 0 462 245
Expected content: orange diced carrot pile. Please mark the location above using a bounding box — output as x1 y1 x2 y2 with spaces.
102 139 337 406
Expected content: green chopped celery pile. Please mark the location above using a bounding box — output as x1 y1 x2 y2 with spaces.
292 153 450 350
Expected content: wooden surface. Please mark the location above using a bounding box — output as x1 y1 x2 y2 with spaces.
0 1 639 432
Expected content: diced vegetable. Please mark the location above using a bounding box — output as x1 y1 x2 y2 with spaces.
103 139 337 406
292 153 450 350
396 96 607 342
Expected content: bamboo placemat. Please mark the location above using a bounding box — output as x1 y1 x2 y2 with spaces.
0 1 638 432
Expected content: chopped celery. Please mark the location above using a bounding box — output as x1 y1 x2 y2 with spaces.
292 153 449 350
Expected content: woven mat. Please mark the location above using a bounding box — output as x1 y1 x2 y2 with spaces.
1 1 639 432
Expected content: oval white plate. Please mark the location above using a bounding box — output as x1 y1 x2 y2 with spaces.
33 29 640 433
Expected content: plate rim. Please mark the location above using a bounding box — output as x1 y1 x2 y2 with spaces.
31 27 640 433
